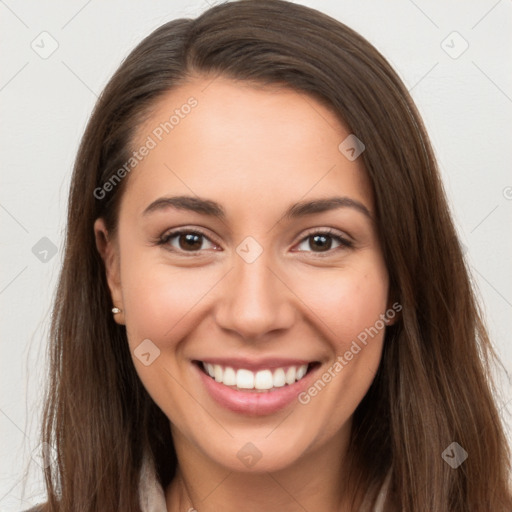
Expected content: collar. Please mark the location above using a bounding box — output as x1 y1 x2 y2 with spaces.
138 453 167 512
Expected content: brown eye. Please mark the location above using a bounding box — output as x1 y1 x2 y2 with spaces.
159 230 218 253
308 234 333 252
294 230 353 254
178 233 203 251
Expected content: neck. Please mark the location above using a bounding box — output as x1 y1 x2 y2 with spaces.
165 421 363 512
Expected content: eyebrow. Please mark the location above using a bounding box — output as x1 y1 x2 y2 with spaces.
142 195 372 220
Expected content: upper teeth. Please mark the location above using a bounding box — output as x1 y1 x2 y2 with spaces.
202 362 309 390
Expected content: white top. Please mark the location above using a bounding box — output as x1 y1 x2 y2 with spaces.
138 452 392 512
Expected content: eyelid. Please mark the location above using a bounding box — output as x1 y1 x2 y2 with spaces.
298 226 352 242
156 226 353 255
157 226 222 254
291 227 353 254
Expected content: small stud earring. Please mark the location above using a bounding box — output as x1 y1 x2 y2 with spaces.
112 307 122 315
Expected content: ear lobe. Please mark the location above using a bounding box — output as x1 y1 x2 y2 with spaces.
385 297 402 326
94 218 125 325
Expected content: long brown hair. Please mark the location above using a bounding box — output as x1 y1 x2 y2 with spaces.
33 0 511 510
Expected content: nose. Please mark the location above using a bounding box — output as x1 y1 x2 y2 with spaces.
213 253 296 341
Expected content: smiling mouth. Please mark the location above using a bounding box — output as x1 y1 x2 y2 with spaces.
194 360 320 392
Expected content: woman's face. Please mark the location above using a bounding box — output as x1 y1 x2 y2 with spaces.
95 76 392 473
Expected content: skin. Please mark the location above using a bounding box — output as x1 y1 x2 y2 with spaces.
95 75 395 512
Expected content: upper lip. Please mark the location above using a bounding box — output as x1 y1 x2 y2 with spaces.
194 357 318 372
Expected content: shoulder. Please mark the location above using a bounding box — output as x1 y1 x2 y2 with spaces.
22 505 45 512
373 469 393 512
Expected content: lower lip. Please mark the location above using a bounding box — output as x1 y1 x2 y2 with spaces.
195 363 318 416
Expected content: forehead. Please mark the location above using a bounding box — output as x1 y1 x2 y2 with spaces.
136 75 350 149
122 75 374 217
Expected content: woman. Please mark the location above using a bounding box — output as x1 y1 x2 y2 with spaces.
27 0 512 510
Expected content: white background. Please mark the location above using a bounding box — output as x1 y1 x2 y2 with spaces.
1 0 511 509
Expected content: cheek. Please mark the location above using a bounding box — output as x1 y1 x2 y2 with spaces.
120 253 220 345
118 250 222 421
292 261 389 347
288 263 389 438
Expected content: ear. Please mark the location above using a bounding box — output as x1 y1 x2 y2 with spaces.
94 218 125 325
384 295 402 326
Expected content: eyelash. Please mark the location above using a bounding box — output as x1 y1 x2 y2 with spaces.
294 227 354 255
156 227 353 256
